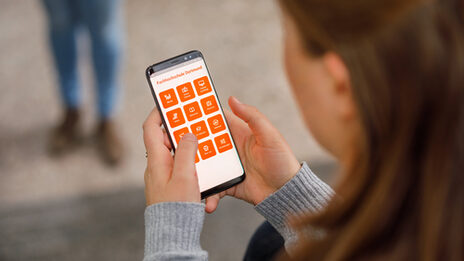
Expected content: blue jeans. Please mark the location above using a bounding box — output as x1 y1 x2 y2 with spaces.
42 0 124 119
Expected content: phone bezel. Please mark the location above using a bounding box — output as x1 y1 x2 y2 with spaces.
145 50 245 199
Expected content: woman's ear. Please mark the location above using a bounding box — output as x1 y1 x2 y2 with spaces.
323 52 356 120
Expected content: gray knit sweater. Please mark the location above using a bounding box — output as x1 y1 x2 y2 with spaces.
143 162 334 261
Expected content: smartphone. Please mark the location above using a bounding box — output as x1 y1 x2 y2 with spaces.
145 50 245 199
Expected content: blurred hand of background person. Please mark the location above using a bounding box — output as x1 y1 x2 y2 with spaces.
204 97 301 212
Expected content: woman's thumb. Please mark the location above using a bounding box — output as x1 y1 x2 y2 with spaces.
172 133 198 180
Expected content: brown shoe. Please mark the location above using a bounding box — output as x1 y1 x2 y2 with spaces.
97 120 124 166
48 108 81 155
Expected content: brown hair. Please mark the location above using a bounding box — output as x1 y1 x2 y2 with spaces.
279 0 464 260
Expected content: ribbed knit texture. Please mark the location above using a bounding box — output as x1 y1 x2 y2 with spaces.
143 202 208 261
255 162 334 252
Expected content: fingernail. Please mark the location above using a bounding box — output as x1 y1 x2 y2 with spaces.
182 133 197 141
232 96 242 104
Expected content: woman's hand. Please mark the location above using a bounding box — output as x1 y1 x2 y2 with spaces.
143 109 201 206
205 97 301 212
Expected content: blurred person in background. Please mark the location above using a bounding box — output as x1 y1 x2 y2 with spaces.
142 0 463 260
42 0 124 165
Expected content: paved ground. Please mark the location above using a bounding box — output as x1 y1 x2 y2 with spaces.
0 0 336 260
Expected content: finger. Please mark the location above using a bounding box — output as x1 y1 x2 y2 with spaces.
143 108 166 157
224 110 250 147
171 133 198 181
205 191 228 213
228 96 280 145
205 194 221 213
161 127 173 150
143 108 172 184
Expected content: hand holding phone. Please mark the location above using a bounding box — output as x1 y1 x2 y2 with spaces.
204 96 301 212
142 95 301 206
144 50 300 205
146 51 245 199
143 111 201 205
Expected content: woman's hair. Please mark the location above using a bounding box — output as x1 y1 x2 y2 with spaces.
279 0 464 260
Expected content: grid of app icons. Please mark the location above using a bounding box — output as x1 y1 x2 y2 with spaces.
160 76 233 162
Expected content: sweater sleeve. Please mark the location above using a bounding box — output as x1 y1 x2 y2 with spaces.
255 162 334 253
143 202 208 261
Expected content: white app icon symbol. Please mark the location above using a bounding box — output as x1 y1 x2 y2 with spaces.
203 145 209 152
164 94 171 100
182 86 188 93
196 126 201 132
189 107 195 113
198 80 205 87
206 101 212 107
172 113 178 120
212 119 219 126
220 139 226 144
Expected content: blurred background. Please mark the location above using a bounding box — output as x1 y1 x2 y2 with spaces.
0 0 335 260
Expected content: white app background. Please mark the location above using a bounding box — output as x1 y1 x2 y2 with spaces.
150 58 244 192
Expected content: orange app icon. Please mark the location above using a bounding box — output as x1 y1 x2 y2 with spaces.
193 76 212 96
176 82 195 102
214 133 233 153
195 153 200 163
159 89 178 108
198 139 216 160
207 114 226 134
166 108 185 128
200 95 219 115
183 101 202 121
173 127 189 144
190 121 209 140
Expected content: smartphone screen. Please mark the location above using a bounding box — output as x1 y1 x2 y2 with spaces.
146 51 245 198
